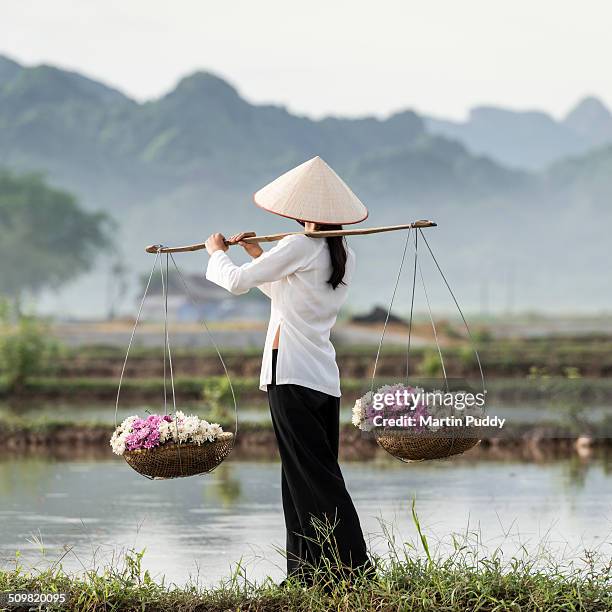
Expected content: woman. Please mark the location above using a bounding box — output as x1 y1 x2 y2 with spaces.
204 156 370 582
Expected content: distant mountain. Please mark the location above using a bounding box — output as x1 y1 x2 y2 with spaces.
0 57 142 211
0 55 611 316
563 96 612 146
545 142 612 202
425 98 612 170
0 55 21 85
0 57 522 208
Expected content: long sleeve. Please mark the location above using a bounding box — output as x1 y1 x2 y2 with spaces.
206 235 315 296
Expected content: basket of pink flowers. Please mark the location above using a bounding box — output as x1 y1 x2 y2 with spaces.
111 411 234 479
111 249 239 479
352 384 481 462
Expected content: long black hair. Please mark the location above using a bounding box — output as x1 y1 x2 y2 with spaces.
298 221 347 289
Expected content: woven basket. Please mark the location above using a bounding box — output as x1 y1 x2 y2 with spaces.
123 432 234 479
375 429 479 461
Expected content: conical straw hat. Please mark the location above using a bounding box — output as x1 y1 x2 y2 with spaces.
254 156 368 225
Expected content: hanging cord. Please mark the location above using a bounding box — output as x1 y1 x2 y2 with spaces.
159 253 177 416
159 253 182 474
161 254 168 414
168 253 238 439
405 229 419 382
417 254 449 391
370 228 412 394
418 229 486 394
114 251 161 428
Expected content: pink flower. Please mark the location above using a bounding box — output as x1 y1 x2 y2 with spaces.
124 414 168 451
363 385 430 431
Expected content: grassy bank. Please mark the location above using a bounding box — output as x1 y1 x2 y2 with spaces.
1 543 610 611
2 411 612 464
51 334 612 379
4 375 612 402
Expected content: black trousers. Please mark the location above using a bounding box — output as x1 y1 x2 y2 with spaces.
267 349 368 578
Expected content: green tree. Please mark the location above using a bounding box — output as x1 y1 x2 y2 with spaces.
0 300 60 393
0 169 112 305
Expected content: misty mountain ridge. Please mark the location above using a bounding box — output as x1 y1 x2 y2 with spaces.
0 54 611 316
0 55 525 201
426 96 612 170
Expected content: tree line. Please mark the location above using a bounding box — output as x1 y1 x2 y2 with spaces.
0 168 111 307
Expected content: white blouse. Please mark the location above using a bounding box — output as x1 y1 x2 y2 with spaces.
206 234 355 397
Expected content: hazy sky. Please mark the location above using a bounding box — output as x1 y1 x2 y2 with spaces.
1 0 609 120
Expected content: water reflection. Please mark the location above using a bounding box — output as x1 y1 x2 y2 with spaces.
0 453 611 585
203 463 243 506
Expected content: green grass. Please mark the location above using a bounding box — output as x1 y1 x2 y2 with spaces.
61 334 612 354
0 411 275 437
0 375 368 401
1 531 610 611
0 412 108 434
4 374 612 403
58 344 266 359
44 335 612 381
0 376 257 400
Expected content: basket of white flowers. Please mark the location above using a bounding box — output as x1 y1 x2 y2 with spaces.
111 249 239 479
111 411 234 479
352 384 481 461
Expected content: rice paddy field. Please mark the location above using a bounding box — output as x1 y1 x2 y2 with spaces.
1 329 612 610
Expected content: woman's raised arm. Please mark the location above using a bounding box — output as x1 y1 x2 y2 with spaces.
205 234 314 296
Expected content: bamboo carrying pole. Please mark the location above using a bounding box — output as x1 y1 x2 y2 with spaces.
146 220 437 254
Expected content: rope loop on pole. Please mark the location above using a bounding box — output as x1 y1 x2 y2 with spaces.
370 228 484 397
114 248 238 449
169 253 239 441
114 251 161 428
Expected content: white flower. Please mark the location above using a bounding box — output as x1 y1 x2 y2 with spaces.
170 412 225 444
352 401 363 428
110 431 127 455
207 423 223 441
177 415 199 442
109 415 139 455
352 391 372 431
109 411 225 454
158 420 175 443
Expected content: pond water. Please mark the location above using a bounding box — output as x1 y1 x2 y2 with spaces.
1 454 611 586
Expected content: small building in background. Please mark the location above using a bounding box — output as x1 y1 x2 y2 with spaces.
140 272 269 322
350 306 407 326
